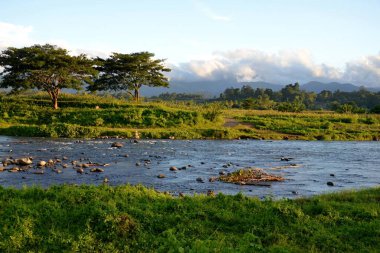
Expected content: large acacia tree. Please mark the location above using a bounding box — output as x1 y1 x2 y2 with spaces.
0 44 96 109
90 52 171 101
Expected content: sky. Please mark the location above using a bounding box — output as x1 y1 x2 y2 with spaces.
1 0 380 87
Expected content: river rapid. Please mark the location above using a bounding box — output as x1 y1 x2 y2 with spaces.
0 136 379 199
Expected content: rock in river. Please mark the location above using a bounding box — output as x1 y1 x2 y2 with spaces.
37 161 47 167
169 166 178 171
90 168 104 173
111 142 124 148
157 174 166 178
15 158 33 166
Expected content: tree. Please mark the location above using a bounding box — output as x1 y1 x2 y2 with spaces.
90 52 171 102
0 44 96 109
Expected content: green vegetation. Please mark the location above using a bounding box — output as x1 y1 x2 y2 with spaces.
0 92 379 140
219 83 380 112
0 185 378 252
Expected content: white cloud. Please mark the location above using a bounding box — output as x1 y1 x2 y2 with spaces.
169 49 380 87
0 22 34 48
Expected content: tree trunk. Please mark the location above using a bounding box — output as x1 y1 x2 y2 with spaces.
134 89 140 102
47 89 60 109
53 96 58 109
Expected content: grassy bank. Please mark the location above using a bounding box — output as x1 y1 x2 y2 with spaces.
0 185 378 252
0 93 379 140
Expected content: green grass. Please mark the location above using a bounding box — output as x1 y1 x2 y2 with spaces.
0 93 379 140
0 185 378 252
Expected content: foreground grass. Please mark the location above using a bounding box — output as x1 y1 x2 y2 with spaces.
0 185 379 252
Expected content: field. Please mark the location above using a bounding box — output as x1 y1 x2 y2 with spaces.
0 185 378 252
0 92 379 140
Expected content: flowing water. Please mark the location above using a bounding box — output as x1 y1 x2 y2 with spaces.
0 136 379 199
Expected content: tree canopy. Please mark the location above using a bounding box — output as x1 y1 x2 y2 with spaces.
89 52 171 101
0 44 96 109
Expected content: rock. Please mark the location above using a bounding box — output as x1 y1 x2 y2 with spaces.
55 159 62 163
47 159 54 164
81 163 90 168
219 171 226 175
111 142 123 148
90 168 104 173
103 177 109 183
196 177 204 183
76 168 84 174
133 139 139 144
54 169 62 174
222 165 228 168
180 166 187 170
62 156 68 160
123 154 129 158
37 161 47 167
179 192 185 197
9 167 19 172
157 174 166 178
62 164 68 168
135 162 141 166
291 191 299 195
169 166 178 171
330 173 335 177
209 177 218 182
327 181 334 186
15 158 33 166
0 167 4 172
33 170 44 175
280 157 293 161
200 162 205 164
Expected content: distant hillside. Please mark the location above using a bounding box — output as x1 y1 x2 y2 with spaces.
301 81 360 93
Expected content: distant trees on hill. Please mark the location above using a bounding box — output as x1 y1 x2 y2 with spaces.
218 83 380 112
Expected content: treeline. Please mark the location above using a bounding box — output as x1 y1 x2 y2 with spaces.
218 83 380 113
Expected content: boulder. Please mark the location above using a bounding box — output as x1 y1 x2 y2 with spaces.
327 181 334 186
15 158 33 166
90 168 104 173
76 168 84 174
157 174 166 178
169 166 178 171
37 161 47 167
111 142 124 148
196 177 204 183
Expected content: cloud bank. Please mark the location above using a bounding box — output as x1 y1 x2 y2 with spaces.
169 49 380 87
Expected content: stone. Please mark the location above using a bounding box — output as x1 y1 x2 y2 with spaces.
54 169 62 174
37 161 47 167
81 163 90 168
135 162 141 166
62 156 68 160
62 164 68 168
180 166 187 170
330 174 335 177
169 166 178 171
47 159 54 164
90 168 104 173
327 181 334 186
123 154 129 158
209 177 218 182
0 167 4 172
76 168 84 174
9 167 19 172
15 158 33 166
196 177 204 183
157 174 166 178
33 170 44 175
179 192 185 197
219 171 226 175
103 177 109 183
111 142 124 148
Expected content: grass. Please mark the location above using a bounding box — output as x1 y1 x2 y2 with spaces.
0 93 379 140
0 185 378 252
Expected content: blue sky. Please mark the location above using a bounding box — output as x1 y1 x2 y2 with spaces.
1 0 380 86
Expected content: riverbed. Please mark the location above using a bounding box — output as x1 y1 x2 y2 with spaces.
0 136 379 199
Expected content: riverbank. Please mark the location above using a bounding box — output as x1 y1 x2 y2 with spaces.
0 93 379 140
0 185 378 252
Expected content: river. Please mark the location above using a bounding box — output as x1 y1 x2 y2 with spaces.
0 136 379 199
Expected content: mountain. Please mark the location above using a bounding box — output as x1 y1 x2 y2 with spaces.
301 81 360 93
141 80 283 97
